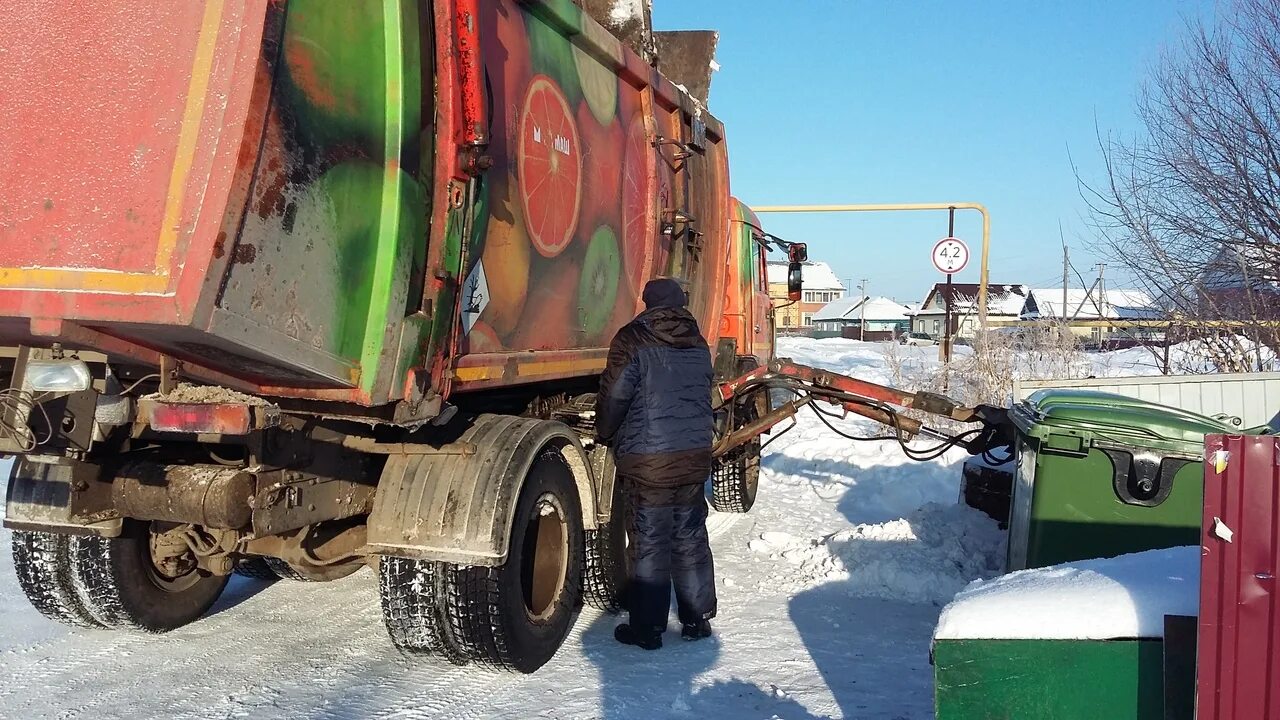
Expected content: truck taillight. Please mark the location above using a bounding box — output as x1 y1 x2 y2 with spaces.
146 403 253 435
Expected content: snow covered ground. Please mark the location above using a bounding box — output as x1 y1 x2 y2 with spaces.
0 338 1161 719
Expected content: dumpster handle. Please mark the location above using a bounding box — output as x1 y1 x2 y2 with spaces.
1101 446 1191 507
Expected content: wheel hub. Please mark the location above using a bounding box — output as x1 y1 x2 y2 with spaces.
523 493 569 622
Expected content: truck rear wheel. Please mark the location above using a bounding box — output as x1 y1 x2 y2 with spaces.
443 450 584 673
380 555 470 665
68 522 229 632
233 557 279 580
11 531 105 629
379 449 584 672
582 449 629 613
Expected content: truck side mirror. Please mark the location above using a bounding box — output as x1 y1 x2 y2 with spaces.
787 243 808 263
787 262 803 301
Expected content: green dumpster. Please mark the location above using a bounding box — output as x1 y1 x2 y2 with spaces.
1007 389 1235 571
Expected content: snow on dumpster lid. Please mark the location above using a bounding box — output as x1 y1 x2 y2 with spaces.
933 546 1200 641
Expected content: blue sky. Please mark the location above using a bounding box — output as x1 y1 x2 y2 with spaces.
652 0 1210 304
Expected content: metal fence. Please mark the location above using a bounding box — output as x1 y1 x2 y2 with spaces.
1012 372 1280 429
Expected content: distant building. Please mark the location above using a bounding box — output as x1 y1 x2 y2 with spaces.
767 261 845 333
1019 288 1160 342
813 296 912 339
1190 244 1280 323
910 283 1029 340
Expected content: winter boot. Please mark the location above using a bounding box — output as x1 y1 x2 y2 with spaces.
614 623 663 650
681 620 712 641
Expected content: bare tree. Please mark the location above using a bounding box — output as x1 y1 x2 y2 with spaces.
1083 0 1280 373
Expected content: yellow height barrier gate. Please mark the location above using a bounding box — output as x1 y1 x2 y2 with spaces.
750 203 992 330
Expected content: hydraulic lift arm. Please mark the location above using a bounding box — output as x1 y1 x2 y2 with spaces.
712 360 1014 460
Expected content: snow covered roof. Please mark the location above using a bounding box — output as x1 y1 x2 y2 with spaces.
813 296 912 323
1199 243 1280 290
1020 288 1159 321
766 261 845 291
915 283 1028 317
934 547 1199 641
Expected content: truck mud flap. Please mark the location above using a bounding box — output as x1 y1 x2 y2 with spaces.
366 415 597 567
3 457 121 537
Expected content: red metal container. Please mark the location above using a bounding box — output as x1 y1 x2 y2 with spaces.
1197 434 1280 720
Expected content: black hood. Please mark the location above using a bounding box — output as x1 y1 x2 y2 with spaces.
635 306 705 349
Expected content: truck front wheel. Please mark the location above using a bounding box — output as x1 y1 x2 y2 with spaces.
710 441 761 513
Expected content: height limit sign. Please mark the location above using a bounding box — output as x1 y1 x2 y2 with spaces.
931 237 969 275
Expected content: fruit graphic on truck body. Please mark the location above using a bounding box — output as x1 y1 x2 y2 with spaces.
621 114 656 297
577 225 622 340
518 75 583 258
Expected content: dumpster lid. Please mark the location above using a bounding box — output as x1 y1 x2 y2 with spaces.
1015 389 1237 452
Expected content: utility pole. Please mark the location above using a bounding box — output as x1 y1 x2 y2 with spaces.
1062 245 1070 339
1096 263 1107 309
858 278 869 341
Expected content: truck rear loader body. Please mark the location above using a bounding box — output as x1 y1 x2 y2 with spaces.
0 0 1004 672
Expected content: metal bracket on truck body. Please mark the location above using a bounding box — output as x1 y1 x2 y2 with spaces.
366 415 599 566
3 456 122 537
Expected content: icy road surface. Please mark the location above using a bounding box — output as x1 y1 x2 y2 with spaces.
0 341 1007 719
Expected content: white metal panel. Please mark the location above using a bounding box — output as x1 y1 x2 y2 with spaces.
1013 372 1280 429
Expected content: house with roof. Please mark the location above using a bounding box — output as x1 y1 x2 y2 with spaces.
767 260 845 333
909 283 1029 340
1187 243 1280 322
813 296 912 339
1019 288 1161 343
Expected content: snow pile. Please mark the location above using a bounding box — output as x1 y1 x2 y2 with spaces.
934 546 1200 641
748 502 1005 606
608 0 646 25
776 336 947 387
1090 339 1279 376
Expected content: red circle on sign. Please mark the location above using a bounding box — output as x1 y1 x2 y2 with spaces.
932 237 969 274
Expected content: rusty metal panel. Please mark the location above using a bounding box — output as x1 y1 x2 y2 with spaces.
0 1 267 309
654 30 718 106
1197 434 1280 720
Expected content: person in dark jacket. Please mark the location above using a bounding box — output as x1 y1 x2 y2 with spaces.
595 277 717 650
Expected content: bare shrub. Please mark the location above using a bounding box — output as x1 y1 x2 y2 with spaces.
1082 0 1280 371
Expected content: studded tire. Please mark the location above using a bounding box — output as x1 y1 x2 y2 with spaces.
443 450 584 673
582 448 628 613
233 557 280 580
11 531 105 629
67 522 229 632
379 555 471 666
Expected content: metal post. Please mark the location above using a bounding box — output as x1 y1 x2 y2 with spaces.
943 207 955 363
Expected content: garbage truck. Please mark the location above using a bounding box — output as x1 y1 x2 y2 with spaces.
0 0 1008 673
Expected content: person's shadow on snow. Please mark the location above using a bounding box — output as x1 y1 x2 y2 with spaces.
583 610 719 718
584 611 829 719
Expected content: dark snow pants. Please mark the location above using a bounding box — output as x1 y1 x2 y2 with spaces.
624 481 717 632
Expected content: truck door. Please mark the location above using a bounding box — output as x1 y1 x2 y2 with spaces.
751 230 775 362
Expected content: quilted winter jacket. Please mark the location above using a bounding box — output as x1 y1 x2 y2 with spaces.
595 306 714 488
